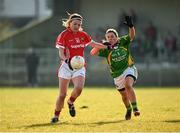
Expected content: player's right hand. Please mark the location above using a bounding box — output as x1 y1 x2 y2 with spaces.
102 42 113 50
102 41 111 46
65 58 73 70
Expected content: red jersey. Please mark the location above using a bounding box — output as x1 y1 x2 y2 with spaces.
56 28 92 58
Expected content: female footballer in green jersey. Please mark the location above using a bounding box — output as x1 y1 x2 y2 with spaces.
90 16 140 120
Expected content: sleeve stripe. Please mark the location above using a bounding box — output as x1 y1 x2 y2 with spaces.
56 44 65 49
85 40 93 47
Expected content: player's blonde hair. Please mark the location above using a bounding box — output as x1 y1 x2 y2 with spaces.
62 13 83 31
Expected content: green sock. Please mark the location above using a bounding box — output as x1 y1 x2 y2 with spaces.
131 102 138 110
126 104 132 111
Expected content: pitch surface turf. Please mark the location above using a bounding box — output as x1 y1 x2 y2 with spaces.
0 87 180 132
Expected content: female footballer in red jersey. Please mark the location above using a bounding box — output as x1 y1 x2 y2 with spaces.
51 13 107 123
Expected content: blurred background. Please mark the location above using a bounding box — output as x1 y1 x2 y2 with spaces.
0 0 180 87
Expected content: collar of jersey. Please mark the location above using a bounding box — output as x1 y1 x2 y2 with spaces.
111 42 119 48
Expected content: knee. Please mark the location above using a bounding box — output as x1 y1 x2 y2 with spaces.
59 93 67 100
125 83 133 90
74 86 83 95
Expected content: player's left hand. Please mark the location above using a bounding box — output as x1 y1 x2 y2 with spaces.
124 16 134 28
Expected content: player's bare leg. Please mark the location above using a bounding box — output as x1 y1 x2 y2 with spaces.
118 88 132 120
67 76 85 117
125 76 140 117
51 77 70 123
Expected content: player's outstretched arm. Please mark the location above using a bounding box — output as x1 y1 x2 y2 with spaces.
88 41 107 49
90 47 100 56
90 41 112 56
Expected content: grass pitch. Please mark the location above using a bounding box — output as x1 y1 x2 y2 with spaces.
0 87 180 132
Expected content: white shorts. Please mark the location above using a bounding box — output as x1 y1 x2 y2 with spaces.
114 65 138 90
58 62 86 79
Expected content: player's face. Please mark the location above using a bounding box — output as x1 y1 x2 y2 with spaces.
69 19 82 32
105 32 118 45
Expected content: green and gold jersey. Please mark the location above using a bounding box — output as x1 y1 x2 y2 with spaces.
98 35 134 78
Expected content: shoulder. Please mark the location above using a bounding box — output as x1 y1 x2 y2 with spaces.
57 29 70 38
79 31 90 36
120 35 129 39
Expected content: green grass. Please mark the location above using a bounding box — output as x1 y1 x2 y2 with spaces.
0 87 180 132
